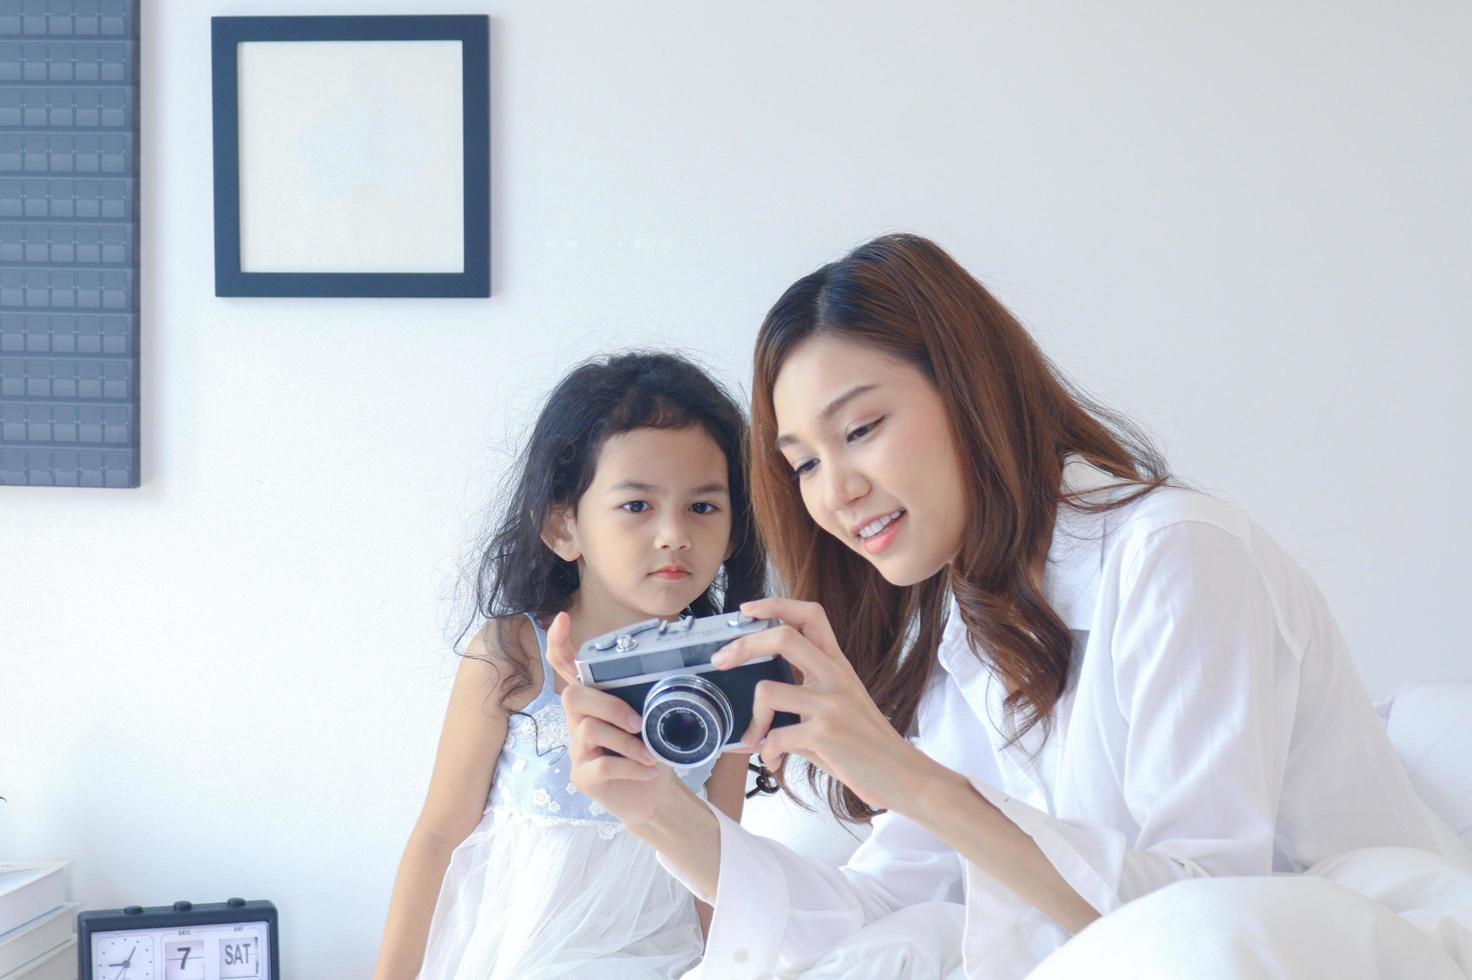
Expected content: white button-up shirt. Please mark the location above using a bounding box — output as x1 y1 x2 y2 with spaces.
662 459 1470 979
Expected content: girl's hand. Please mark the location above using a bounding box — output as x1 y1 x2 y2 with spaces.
545 613 682 823
714 597 940 814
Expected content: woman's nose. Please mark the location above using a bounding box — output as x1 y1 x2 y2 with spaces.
822 463 869 514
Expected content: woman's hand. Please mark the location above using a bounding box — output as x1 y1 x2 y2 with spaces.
714 597 941 814
545 612 683 824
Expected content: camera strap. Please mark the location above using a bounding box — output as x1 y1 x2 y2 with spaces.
745 762 781 798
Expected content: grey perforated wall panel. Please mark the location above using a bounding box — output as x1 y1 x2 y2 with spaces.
0 0 138 488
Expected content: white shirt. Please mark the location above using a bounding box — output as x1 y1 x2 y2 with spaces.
661 459 1471 979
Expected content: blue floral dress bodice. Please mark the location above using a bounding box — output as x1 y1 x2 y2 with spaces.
419 613 719 978
485 614 719 829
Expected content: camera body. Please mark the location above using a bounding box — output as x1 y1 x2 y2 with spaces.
575 611 799 768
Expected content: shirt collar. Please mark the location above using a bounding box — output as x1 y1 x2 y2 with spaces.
937 456 1118 675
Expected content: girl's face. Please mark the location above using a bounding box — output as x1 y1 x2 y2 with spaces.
772 334 969 587
552 426 734 624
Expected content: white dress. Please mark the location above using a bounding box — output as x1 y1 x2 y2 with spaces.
417 616 719 979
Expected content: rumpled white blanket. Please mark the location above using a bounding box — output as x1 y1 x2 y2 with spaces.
744 847 1472 980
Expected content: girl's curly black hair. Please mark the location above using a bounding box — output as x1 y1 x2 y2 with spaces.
458 350 767 712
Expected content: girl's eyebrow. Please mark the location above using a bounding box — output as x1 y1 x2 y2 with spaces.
608 480 729 495
775 382 880 450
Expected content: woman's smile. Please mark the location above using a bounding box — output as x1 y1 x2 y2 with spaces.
855 509 907 555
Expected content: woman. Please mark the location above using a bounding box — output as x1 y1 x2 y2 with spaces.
547 234 1472 979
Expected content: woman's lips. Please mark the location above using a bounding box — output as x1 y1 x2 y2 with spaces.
651 567 691 579
860 511 905 555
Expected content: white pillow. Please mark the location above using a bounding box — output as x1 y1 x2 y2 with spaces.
1383 682 1472 848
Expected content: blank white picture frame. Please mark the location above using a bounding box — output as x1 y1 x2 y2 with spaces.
236 40 465 275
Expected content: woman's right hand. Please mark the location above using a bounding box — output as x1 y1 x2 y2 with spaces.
546 612 683 824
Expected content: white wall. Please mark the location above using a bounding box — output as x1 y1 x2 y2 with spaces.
3 1 1468 975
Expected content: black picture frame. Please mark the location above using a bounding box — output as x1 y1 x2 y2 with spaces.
210 15 489 298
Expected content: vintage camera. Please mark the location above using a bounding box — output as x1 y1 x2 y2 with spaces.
576 611 799 768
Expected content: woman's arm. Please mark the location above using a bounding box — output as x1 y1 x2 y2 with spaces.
371 623 522 980
900 765 1100 931
714 598 1100 932
550 615 962 977
722 524 1310 943
553 598 1087 935
624 730 1099 935
693 751 751 939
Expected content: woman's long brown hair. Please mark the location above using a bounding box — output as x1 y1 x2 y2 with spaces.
750 233 1169 823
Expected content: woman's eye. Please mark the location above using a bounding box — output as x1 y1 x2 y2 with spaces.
622 501 650 513
690 502 720 515
792 459 818 479
847 417 884 442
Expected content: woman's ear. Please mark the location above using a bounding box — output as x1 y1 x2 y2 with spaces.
540 505 581 563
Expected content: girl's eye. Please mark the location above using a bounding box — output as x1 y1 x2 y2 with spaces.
622 501 650 513
792 459 818 479
690 502 720 515
847 417 884 442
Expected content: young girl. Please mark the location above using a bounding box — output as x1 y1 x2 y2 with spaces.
372 352 765 980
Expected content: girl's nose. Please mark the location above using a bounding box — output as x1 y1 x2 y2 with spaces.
655 516 692 551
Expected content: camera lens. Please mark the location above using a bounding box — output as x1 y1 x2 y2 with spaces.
642 675 732 767
658 708 707 752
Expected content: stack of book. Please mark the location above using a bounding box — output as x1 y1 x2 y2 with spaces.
0 863 76 980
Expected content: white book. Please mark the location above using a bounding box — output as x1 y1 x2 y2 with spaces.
0 904 77 976
0 866 68 938
0 937 75 980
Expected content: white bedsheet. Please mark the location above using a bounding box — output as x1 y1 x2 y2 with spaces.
715 845 1472 980
1028 847 1472 980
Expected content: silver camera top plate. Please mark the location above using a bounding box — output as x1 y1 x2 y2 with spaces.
574 611 777 689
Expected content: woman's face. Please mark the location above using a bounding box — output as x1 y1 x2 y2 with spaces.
772 334 969 587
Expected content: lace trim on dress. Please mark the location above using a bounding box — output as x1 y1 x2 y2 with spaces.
479 803 626 840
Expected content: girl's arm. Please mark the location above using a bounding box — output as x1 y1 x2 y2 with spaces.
372 621 526 980
693 751 750 940
706 750 751 823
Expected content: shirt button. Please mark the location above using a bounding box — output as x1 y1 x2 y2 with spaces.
733 949 749 964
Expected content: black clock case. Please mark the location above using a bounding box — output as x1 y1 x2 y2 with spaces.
78 899 279 979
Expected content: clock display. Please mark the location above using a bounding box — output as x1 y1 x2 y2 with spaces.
164 940 204 980
219 935 259 979
90 922 270 980
94 936 155 980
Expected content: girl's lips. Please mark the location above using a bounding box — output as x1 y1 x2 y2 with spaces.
860 511 905 555
651 568 691 579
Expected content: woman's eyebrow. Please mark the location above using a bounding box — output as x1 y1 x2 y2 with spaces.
775 383 880 449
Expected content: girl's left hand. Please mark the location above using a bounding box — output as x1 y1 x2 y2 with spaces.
713 597 940 814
